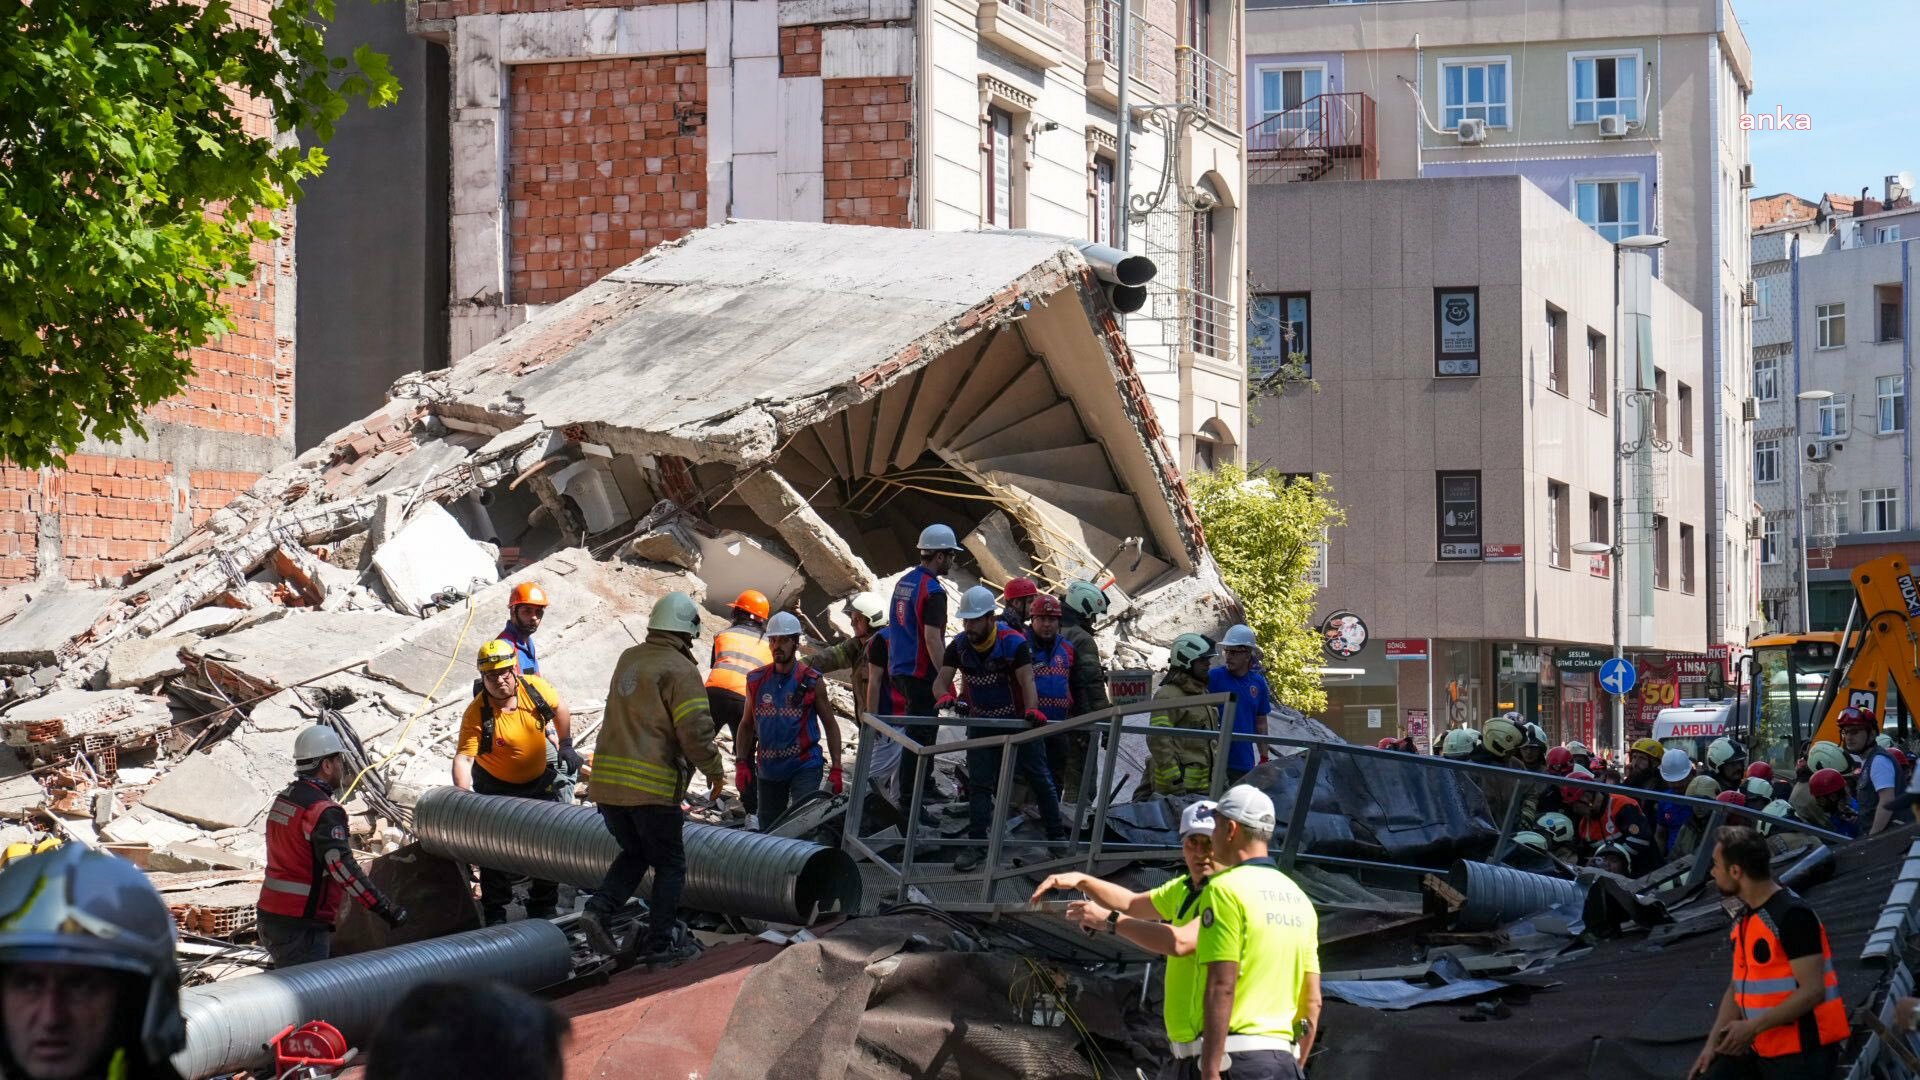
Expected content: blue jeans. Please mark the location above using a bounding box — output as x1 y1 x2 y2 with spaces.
966 727 1065 838
757 762 823 829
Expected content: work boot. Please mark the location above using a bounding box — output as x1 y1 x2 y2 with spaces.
953 846 986 873
638 926 700 967
577 912 618 958
483 910 509 928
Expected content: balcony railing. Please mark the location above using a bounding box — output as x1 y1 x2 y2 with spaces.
1003 0 1055 21
1084 0 1176 99
1246 91 1377 183
1177 46 1237 130
1188 288 1234 360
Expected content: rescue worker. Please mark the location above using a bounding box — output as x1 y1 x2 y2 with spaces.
1516 723 1550 772
1671 774 1725 858
1566 741 1594 771
803 592 887 725
1705 737 1749 793
1565 774 1658 877
1471 718 1523 767
884 524 964 751
1625 738 1667 791
1439 727 1481 760
1536 811 1580 863
455 640 580 926
1025 595 1082 791
497 581 549 674
584 592 731 966
1030 801 1219 1079
1789 768 1859 838
1191 786 1321 1080
1690 826 1849 1080
1209 625 1273 782
1545 746 1576 777
1747 761 1789 802
936 586 1066 870
999 576 1040 636
258 725 406 965
1739 776 1775 811
1654 748 1701 852
1056 580 1114 802
705 589 774 746
1148 635 1220 798
1475 717 1538 829
1837 708 1899 835
738 612 844 829
1590 840 1634 877
0 846 189 1080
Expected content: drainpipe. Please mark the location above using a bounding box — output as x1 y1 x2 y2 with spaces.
1115 0 1132 255
913 0 933 226
1413 33 1422 178
1791 235 1807 630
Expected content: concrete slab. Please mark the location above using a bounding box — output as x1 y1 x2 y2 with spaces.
138 752 266 831
0 588 116 666
372 502 500 616
104 633 200 689
165 606 250 638
100 805 206 848
185 610 416 698
148 842 260 873
0 688 154 747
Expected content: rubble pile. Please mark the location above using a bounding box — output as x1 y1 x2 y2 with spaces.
0 220 1255 940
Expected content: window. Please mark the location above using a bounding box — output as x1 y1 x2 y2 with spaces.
1575 180 1641 244
1817 399 1849 439
1589 493 1610 546
1588 330 1608 413
1090 155 1116 245
1862 488 1901 533
1545 304 1567 394
1248 293 1310 380
1754 438 1781 484
1571 51 1641 125
1257 64 1325 128
1879 375 1906 433
1879 225 1903 244
1878 285 1903 342
1816 303 1846 349
1677 382 1693 454
1762 517 1783 564
1680 523 1695 594
1754 354 1780 401
1547 480 1570 569
1440 58 1510 129
1755 278 1772 318
1652 514 1669 590
1653 368 1668 443
986 107 1016 227
1436 471 1483 560
1763 596 1788 629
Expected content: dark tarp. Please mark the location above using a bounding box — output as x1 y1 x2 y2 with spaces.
1307 829 1915 1080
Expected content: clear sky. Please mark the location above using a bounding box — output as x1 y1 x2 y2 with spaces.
1735 0 1920 202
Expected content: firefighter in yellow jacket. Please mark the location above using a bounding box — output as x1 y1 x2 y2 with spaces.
1147 634 1219 797
583 592 730 965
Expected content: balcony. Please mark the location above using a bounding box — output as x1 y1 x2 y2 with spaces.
979 0 1068 70
1084 0 1176 108
1247 92 1377 184
1187 288 1235 361
1178 46 1237 131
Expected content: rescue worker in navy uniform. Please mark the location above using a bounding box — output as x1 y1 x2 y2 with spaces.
497 581 550 674
1025 595 1082 795
738 612 845 828
256 725 407 967
998 576 1040 636
884 524 963 751
1691 826 1850 1080
1837 708 1900 835
0 846 190 1080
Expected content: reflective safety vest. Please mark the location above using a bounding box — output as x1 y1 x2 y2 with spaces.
1029 634 1075 724
1731 900 1849 1057
259 779 343 924
745 662 824 779
706 623 772 698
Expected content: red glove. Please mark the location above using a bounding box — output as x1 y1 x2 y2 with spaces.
734 761 752 792
935 692 960 712
1025 709 1049 727
829 766 844 794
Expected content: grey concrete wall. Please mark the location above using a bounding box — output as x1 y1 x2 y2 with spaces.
296 0 450 451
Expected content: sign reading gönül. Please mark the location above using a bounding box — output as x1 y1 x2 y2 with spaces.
1434 287 1481 377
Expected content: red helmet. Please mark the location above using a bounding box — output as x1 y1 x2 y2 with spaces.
1002 577 1040 601
1028 594 1063 618
1377 737 1398 750
1545 746 1574 776
1559 766 1595 806
1715 789 1747 805
1808 768 1848 800
1836 707 1875 732
1744 761 1773 782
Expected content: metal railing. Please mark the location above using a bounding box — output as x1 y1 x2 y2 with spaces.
1177 46 1237 130
1246 92 1377 183
1187 288 1234 359
1002 0 1056 27
1084 0 1176 97
840 697 1851 911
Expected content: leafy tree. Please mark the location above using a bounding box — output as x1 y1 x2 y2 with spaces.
0 0 398 468
1189 463 1344 713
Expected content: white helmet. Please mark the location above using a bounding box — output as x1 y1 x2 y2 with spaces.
1222 624 1258 648
765 611 803 638
916 524 965 552
1511 831 1550 854
849 592 887 628
1441 727 1481 759
648 591 703 636
294 724 348 768
1536 811 1575 845
956 585 999 620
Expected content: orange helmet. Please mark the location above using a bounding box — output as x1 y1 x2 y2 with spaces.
733 589 771 621
508 582 550 609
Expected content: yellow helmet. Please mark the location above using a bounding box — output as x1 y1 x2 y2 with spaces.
477 638 520 673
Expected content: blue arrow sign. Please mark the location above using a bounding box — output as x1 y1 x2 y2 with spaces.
1599 657 1637 697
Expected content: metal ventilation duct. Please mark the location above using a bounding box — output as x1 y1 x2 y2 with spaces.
412 787 862 925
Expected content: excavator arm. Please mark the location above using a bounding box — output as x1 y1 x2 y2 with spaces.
1807 555 1920 746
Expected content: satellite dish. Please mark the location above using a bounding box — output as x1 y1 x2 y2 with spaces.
1899 171 1915 192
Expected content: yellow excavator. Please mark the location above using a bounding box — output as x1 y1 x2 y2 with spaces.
1741 553 1918 767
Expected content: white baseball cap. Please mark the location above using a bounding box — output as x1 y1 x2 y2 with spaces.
1214 785 1276 832
1179 800 1218 839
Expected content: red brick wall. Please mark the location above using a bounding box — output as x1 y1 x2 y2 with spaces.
188 470 264 528
780 26 821 77
417 0 696 20
55 456 177 584
508 56 707 306
823 78 911 228
0 466 42 584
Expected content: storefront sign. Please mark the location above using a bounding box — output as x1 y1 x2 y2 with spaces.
1667 656 1721 678
1436 472 1482 560
1556 647 1607 673
1434 287 1481 376
1321 611 1368 659
1107 669 1153 706
1588 553 1610 578
1384 639 1429 661
1484 544 1524 562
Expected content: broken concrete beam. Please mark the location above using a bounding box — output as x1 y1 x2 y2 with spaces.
182 610 415 701
1120 559 1238 647
626 518 702 571
137 752 266 831
962 510 1028 588
736 469 875 598
270 543 330 606
372 502 501 616
100 805 206 848
0 589 117 666
148 842 261 874
0 688 151 749
103 633 199 689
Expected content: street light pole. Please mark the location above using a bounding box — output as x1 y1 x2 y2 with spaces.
1610 243 1625 756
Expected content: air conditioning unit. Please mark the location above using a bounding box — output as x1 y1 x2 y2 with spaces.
1742 282 1758 307
1598 114 1630 138
1740 164 1756 189
1741 398 1758 422
1456 118 1488 145
1806 440 1835 463
1747 517 1765 540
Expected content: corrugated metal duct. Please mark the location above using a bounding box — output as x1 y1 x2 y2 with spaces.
412 787 862 925
174 921 572 1079
1447 860 1586 931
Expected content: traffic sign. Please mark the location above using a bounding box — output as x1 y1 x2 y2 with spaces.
1599 657 1637 697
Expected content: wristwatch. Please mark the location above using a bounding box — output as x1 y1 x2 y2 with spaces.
1105 909 1121 934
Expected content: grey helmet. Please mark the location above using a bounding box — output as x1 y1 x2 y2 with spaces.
1063 580 1109 620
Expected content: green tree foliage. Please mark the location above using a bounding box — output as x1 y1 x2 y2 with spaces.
1190 463 1344 713
0 0 398 468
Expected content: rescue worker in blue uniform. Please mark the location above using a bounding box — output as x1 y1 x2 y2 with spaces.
1209 624 1273 781
884 524 963 751
738 612 844 829
497 581 549 674
1025 594 1082 793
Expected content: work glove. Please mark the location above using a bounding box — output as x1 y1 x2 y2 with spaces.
557 737 585 774
829 766 844 794
936 693 970 715
1024 709 1049 728
377 903 410 929
734 761 753 794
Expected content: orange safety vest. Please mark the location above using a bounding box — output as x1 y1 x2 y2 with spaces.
1576 793 1641 845
1730 900 1849 1058
705 624 772 698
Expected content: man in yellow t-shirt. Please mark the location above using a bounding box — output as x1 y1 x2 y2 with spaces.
1190 785 1320 1080
1030 800 1218 1072
455 639 577 925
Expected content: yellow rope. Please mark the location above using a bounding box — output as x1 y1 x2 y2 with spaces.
341 590 479 802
